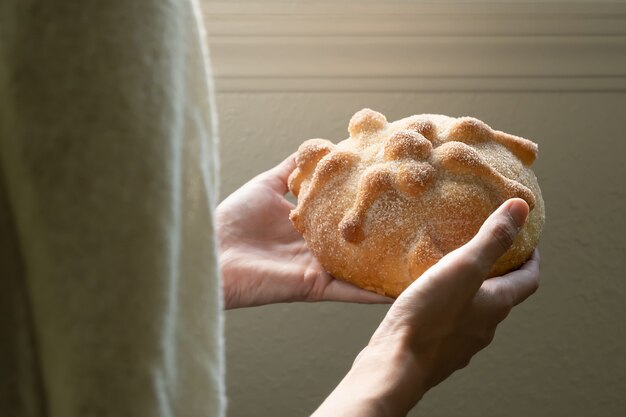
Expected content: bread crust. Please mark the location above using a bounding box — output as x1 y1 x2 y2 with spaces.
289 109 545 297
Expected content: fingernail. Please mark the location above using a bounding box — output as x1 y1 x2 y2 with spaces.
508 200 529 228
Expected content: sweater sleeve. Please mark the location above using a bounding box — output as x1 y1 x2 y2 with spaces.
0 1 224 416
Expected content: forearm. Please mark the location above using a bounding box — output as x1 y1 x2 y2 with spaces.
312 345 424 417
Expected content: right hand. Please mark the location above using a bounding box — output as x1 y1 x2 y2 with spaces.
313 199 540 416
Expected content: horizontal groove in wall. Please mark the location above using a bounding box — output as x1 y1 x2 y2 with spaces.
203 2 626 92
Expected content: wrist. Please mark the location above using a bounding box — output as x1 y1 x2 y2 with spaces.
314 343 424 417
351 343 425 414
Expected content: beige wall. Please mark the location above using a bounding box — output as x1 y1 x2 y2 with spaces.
217 92 626 417
205 2 626 416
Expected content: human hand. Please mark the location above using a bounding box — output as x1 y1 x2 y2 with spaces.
313 199 540 416
215 154 393 309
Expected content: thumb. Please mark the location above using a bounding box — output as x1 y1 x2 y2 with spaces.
462 198 529 277
259 152 297 194
400 198 529 302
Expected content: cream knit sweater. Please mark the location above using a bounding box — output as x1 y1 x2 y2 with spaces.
0 0 224 415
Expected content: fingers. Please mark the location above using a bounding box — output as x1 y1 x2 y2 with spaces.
482 249 541 309
463 198 529 277
326 281 395 304
469 249 540 329
263 152 297 194
314 277 395 304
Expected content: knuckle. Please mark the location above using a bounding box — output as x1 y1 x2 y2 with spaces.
482 283 514 317
460 356 472 368
494 283 516 309
451 252 482 275
529 275 540 295
480 328 497 349
494 304 512 323
490 221 517 252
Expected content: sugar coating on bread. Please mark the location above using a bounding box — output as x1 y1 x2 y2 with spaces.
289 109 545 297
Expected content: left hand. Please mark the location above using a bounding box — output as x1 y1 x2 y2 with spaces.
215 154 393 309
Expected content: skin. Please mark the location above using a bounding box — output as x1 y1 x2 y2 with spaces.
216 154 393 308
215 154 540 416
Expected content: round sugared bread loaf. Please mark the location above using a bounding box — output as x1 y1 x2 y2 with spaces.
288 109 545 298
